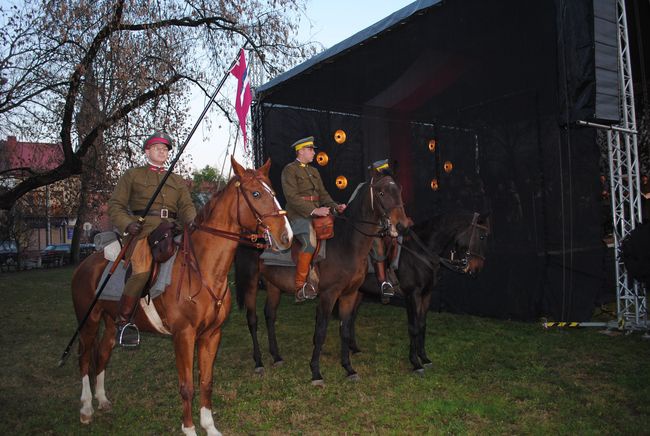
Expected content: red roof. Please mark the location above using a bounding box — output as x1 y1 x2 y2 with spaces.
0 136 63 172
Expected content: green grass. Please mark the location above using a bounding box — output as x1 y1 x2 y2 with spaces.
1 267 649 434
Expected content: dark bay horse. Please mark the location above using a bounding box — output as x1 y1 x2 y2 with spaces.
235 170 410 386
358 212 490 373
70 158 292 435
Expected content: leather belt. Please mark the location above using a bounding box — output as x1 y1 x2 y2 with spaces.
132 209 177 219
301 196 320 201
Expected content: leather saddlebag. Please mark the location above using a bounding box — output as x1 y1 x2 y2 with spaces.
312 215 335 240
148 222 177 263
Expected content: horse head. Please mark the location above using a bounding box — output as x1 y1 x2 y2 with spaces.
231 157 293 251
452 212 490 276
369 170 412 238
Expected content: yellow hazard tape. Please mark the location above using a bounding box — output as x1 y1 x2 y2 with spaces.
543 322 580 328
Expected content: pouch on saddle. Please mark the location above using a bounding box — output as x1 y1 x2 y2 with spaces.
312 215 335 240
148 222 178 263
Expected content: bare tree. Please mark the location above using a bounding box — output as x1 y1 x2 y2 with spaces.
0 0 316 210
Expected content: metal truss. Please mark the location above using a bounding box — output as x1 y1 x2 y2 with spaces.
608 0 646 331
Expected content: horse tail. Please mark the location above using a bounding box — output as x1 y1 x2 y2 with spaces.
234 245 262 310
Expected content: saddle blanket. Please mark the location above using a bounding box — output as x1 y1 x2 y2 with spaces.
260 241 327 267
94 249 178 301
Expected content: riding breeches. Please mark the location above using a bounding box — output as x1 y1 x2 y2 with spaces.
291 217 317 254
122 237 152 298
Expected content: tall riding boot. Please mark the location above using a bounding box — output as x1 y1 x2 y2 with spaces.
295 251 317 302
116 294 140 347
374 260 395 304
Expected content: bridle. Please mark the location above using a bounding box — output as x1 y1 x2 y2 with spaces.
342 175 405 238
444 212 488 274
175 171 287 305
400 212 489 275
193 173 287 249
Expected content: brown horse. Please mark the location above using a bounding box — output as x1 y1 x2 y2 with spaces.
235 170 410 386
70 158 292 435
358 212 490 373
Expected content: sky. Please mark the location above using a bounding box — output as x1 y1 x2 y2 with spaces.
183 0 415 175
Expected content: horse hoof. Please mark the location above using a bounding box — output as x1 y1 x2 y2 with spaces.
422 362 433 369
97 400 113 412
254 366 265 376
311 379 325 388
413 368 425 377
272 359 284 367
80 413 93 425
347 373 360 382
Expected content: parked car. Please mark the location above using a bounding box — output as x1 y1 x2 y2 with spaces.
40 244 71 267
80 243 96 259
0 240 18 267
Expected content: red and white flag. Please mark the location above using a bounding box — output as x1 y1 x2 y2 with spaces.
230 49 253 150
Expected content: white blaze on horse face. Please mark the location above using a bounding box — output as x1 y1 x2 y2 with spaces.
260 180 293 243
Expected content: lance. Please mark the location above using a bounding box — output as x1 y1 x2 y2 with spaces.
58 48 247 367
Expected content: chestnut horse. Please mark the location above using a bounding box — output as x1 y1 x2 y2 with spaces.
358 212 490 373
234 170 410 386
70 158 292 436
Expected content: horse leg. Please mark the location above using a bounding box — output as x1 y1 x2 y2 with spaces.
78 305 102 424
196 330 224 436
93 311 117 412
173 329 198 436
263 282 284 366
309 294 337 386
416 290 434 368
405 290 424 373
347 291 364 354
243 281 265 373
338 291 361 380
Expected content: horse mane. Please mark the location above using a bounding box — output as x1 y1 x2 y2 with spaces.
194 177 235 225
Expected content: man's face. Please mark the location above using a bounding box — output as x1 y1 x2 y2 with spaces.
145 142 170 166
297 146 315 163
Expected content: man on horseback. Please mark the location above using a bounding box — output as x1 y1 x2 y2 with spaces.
281 136 346 302
368 159 402 302
107 131 196 346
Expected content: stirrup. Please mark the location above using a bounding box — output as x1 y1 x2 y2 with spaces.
380 281 394 304
117 322 140 347
295 282 317 303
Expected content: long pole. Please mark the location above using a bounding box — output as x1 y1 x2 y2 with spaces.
58 48 246 367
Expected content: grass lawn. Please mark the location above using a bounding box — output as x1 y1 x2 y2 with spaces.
0 266 649 434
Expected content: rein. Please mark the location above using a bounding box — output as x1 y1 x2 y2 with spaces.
176 173 287 306
193 175 286 249
337 175 402 238
399 213 487 274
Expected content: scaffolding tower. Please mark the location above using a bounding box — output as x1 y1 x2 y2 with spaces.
607 0 646 331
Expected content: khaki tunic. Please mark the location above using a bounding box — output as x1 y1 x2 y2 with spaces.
108 166 196 236
281 160 338 224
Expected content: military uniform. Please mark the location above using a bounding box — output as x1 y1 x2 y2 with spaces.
281 160 338 233
109 130 197 347
108 165 196 236
281 136 342 302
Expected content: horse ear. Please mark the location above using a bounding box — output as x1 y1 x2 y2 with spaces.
259 159 272 177
231 156 245 177
478 212 491 230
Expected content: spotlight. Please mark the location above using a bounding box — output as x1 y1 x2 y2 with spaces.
335 175 348 189
334 130 346 144
316 152 329 166
443 161 453 173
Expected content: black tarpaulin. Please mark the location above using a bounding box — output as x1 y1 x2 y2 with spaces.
252 0 624 321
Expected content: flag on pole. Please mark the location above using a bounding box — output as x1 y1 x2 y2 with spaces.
230 49 253 150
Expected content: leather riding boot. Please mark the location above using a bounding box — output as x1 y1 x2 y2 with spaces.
295 251 317 302
116 294 140 347
374 260 395 304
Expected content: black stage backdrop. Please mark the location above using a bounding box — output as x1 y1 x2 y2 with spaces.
251 0 646 321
